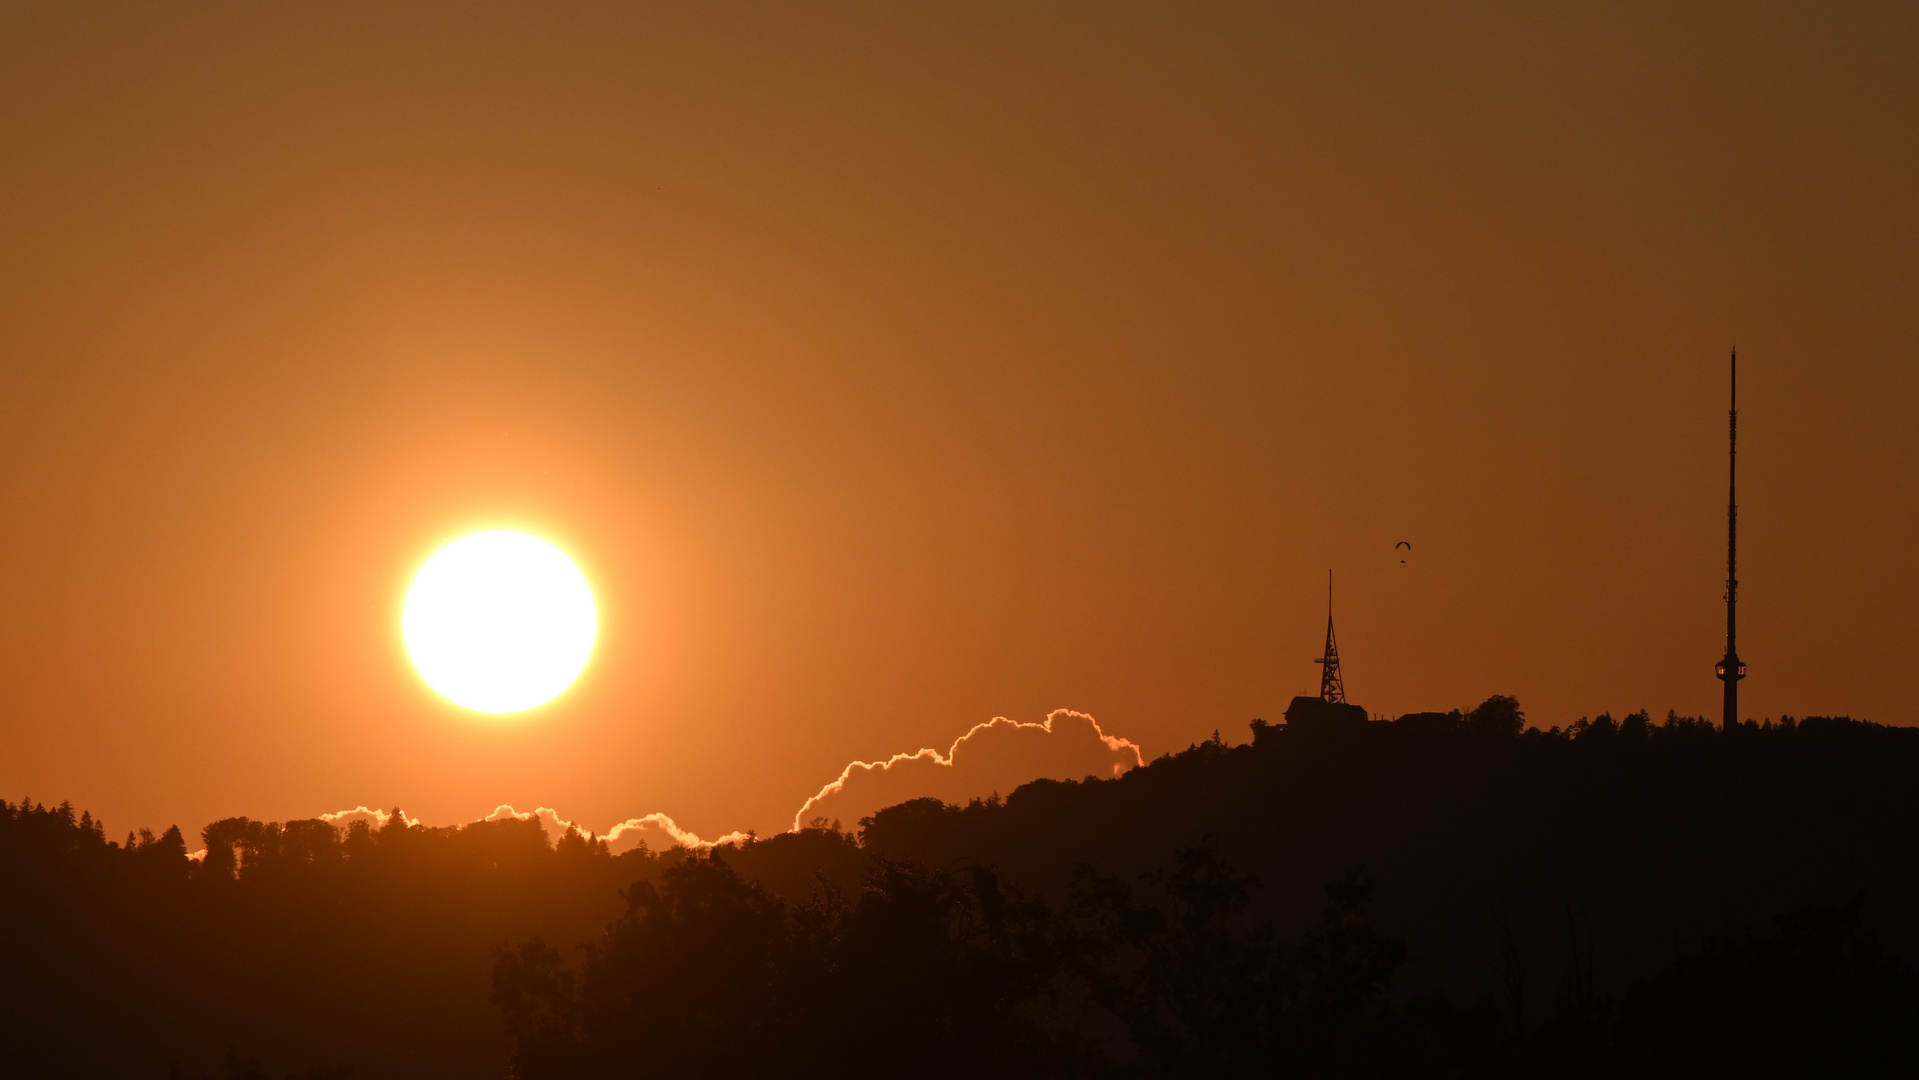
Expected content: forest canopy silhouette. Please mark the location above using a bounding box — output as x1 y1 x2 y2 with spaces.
5 704 1917 1078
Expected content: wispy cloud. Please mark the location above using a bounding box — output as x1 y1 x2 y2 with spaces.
790 709 1143 832
307 710 1143 851
600 813 752 852
481 804 750 854
320 805 424 830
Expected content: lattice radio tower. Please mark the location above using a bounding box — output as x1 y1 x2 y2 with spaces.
1314 570 1347 703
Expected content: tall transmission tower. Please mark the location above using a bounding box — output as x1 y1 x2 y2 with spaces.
1314 570 1347 704
1715 350 1747 729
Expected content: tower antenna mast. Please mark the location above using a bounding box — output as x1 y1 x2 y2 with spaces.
1715 350 1746 728
1314 570 1347 703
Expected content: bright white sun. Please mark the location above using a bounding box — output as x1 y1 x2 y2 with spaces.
402 531 597 714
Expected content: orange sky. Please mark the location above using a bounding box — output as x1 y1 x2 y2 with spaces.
2 3 1914 842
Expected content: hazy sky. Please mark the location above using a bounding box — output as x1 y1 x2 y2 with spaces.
2 2 1914 841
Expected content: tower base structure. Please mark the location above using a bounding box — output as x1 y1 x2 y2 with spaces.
1282 695 1369 734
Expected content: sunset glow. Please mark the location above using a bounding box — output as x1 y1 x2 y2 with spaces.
402 531 597 714
5 5 1916 1073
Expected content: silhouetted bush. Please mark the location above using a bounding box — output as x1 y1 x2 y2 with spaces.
1468 695 1525 739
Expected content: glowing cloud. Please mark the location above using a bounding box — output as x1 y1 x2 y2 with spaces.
482 804 750 853
319 805 424 830
790 709 1144 832
600 813 752 852
306 710 1143 854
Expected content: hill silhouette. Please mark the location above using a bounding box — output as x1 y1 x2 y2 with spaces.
860 703 1919 1011
4 701 1917 1077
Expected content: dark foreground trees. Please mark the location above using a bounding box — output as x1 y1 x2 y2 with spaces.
1613 901 1919 1078
494 844 1918 1080
495 853 1070 1079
